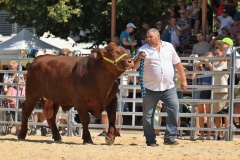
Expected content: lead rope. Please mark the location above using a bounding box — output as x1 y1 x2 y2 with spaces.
139 58 146 98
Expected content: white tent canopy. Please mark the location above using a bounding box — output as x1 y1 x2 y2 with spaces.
0 29 60 51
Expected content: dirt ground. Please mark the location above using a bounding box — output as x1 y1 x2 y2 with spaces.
0 129 240 160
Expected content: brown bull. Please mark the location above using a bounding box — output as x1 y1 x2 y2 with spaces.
18 42 134 144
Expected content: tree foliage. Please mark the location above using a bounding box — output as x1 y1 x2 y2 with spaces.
0 0 175 46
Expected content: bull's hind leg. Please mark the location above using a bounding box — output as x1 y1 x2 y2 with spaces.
76 107 93 144
46 103 61 141
105 96 117 145
18 98 38 140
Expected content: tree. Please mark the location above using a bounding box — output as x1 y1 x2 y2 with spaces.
0 0 174 46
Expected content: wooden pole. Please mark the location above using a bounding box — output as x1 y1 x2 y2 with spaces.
202 0 207 39
111 0 116 42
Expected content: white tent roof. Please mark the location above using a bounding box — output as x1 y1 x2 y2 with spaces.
0 29 60 51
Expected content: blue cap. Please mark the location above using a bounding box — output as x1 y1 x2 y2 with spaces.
126 23 136 28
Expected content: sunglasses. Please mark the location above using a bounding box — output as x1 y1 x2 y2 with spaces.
178 1 183 3
180 12 185 14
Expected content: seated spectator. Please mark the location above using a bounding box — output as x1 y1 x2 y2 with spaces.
222 0 238 18
186 0 200 34
230 14 240 39
195 0 213 36
192 32 211 56
208 26 231 48
214 8 233 30
155 21 163 35
168 0 187 18
177 9 191 50
164 17 182 50
4 77 25 135
2 60 24 94
234 28 240 47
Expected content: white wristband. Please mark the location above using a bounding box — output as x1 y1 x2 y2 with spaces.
4 87 7 92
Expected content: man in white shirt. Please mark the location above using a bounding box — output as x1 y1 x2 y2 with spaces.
133 28 187 146
214 9 234 30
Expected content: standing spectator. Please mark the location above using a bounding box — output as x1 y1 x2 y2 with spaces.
214 8 234 30
2 61 24 94
192 52 214 140
60 48 72 56
57 48 73 135
177 9 191 50
164 17 182 50
120 22 137 55
133 28 187 146
168 0 187 18
208 44 228 140
186 0 200 34
192 32 211 56
4 77 25 135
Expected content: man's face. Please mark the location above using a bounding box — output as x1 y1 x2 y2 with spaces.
222 12 227 18
147 32 160 46
222 42 229 50
196 33 203 42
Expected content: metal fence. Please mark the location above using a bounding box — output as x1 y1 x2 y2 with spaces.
1 47 240 141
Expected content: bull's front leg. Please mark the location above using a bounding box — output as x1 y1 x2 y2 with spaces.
105 96 117 145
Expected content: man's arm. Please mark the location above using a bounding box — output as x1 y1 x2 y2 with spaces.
175 62 187 91
132 52 146 70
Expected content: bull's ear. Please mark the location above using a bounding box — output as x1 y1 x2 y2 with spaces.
92 48 103 58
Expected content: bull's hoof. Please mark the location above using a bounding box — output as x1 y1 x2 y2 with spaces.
83 139 94 145
17 134 26 141
105 136 115 145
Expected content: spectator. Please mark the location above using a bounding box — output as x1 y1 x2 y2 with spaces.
168 0 187 18
208 44 228 140
222 0 238 18
120 22 137 55
192 32 211 56
154 101 163 136
155 21 163 35
230 14 240 39
208 26 231 48
164 17 182 50
57 48 73 135
234 28 240 46
2 60 24 94
192 52 214 140
4 77 25 135
214 8 234 30
186 0 200 34
133 28 187 146
196 0 213 36
60 48 72 56
177 9 191 50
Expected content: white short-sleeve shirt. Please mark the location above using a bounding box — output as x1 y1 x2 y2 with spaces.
137 41 181 91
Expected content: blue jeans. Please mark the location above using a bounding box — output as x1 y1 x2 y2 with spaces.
142 87 179 144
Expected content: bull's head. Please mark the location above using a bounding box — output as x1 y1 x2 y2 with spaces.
93 42 134 71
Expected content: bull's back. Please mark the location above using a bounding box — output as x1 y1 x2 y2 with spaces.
26 55 83 100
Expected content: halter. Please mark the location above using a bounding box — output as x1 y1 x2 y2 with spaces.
102 53 128 71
